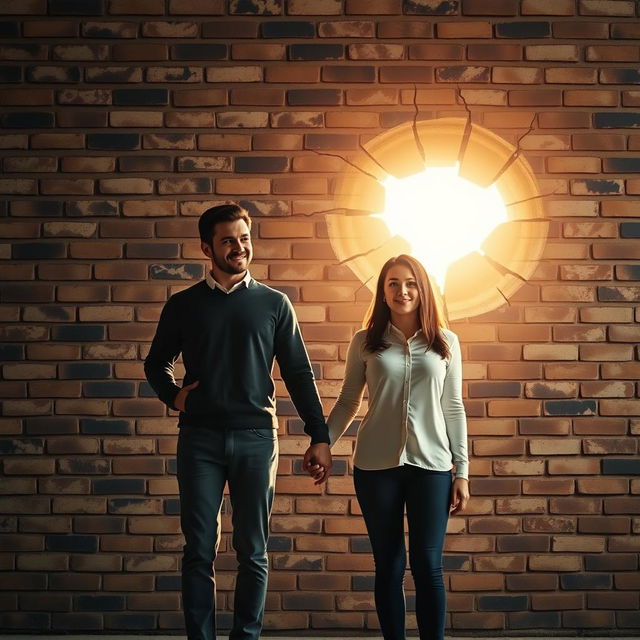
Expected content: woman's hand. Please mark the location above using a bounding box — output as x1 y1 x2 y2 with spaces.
450 477 469 515
174 380 199 412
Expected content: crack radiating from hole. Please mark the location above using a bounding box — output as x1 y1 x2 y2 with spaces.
309 149 381 183
481 253 527 282
412 84 427 165
505 190 559 208
336 237 399 266
456 87 474 169
487 113 538 186
358 139 393 177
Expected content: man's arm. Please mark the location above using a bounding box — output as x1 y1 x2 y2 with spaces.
144 295 183 411
274 295 330 445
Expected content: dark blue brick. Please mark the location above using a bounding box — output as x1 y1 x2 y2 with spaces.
172 44 227 60
468 381 521 397
616 264 640 280
165 498 180 514
350 536 372 553
60 362 110 380
603 459 640 475
0 22 20 36
287 89 342 106
579 179 623 194
602 68 640 84
12 242 66 260
603 157 640 173
437 66 490 82
598 286 640 302
262 21 314 38
508 611 561 629
104 613 157 630
149 263 205 280
352 575 374 591
404 0 458 14
1 111 53 129
230 0 282 14
0 439 44 455
11 200 64 218
478 595 529 611
0 66 21 82
88 133 140 150
81 419 132 435
594 112 640 129
113 89 168 106
139 381 156 397
52 324 105 341
25 417 77 435
290 44 343 60
238 199 289 217
267 536 292 552
83 381 136 398
330 459 348 475
109 498 154 512
545 400 596 416
59 458 110 474
75 595 125 612
46 535 98 552
93 479 145 495
28 305 73 321
167 458 177 475
27 65 81 82
0 344 23 361
560 573 612 590
584 554 637 571
156 575 181 591
67 200 117 217
443 555 470 570
305 133 359 150
235 156 289 173
620 222 640 238
50 0 104 14
496 21 550 38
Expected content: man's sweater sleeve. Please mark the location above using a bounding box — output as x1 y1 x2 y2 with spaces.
144 295 182 411
274 295 330 445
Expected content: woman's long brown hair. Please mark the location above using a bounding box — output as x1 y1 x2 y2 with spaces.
363 254 450 359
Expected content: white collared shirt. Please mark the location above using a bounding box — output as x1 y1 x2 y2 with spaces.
327 324 469 478
205 270 251 294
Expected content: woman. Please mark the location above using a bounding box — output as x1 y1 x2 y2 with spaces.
321 254 469 640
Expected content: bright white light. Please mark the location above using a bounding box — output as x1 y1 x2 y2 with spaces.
373 164 508 290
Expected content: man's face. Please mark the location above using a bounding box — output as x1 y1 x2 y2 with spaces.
202 218 252 276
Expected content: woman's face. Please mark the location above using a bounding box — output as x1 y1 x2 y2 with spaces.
383 263 421 318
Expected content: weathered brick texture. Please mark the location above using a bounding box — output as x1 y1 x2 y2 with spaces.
1 0 639 634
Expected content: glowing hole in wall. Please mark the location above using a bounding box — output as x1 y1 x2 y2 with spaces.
373 164 508 290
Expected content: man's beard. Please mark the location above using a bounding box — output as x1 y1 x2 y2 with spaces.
213 248 250 275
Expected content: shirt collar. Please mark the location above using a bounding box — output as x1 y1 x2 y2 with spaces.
205 270 252 294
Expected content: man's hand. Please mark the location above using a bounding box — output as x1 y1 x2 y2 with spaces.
450 477 470 515
174 380 199 413
303 443 332 485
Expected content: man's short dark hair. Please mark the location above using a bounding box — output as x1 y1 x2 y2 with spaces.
198 203 251 245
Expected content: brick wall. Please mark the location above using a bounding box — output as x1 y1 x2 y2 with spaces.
1 0 639 634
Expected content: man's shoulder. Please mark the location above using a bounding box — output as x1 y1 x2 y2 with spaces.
168 280 209 304
248 279 289 304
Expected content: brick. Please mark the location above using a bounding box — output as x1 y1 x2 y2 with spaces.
462 0 517 15
579 0 635 16
522 0 575 14
545 67 597 84
319 20 374 38
349 43 404 59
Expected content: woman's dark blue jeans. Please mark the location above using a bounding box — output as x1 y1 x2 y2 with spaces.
177 425 278 640
353 464 452 640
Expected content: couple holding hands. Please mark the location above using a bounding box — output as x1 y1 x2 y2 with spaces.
145 203 469 640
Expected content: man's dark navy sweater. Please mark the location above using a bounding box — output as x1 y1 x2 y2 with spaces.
144 278 330 444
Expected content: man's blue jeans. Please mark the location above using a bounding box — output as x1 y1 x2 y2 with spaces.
177 425 278 640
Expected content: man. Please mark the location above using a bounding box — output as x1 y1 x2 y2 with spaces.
144 203 332 640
